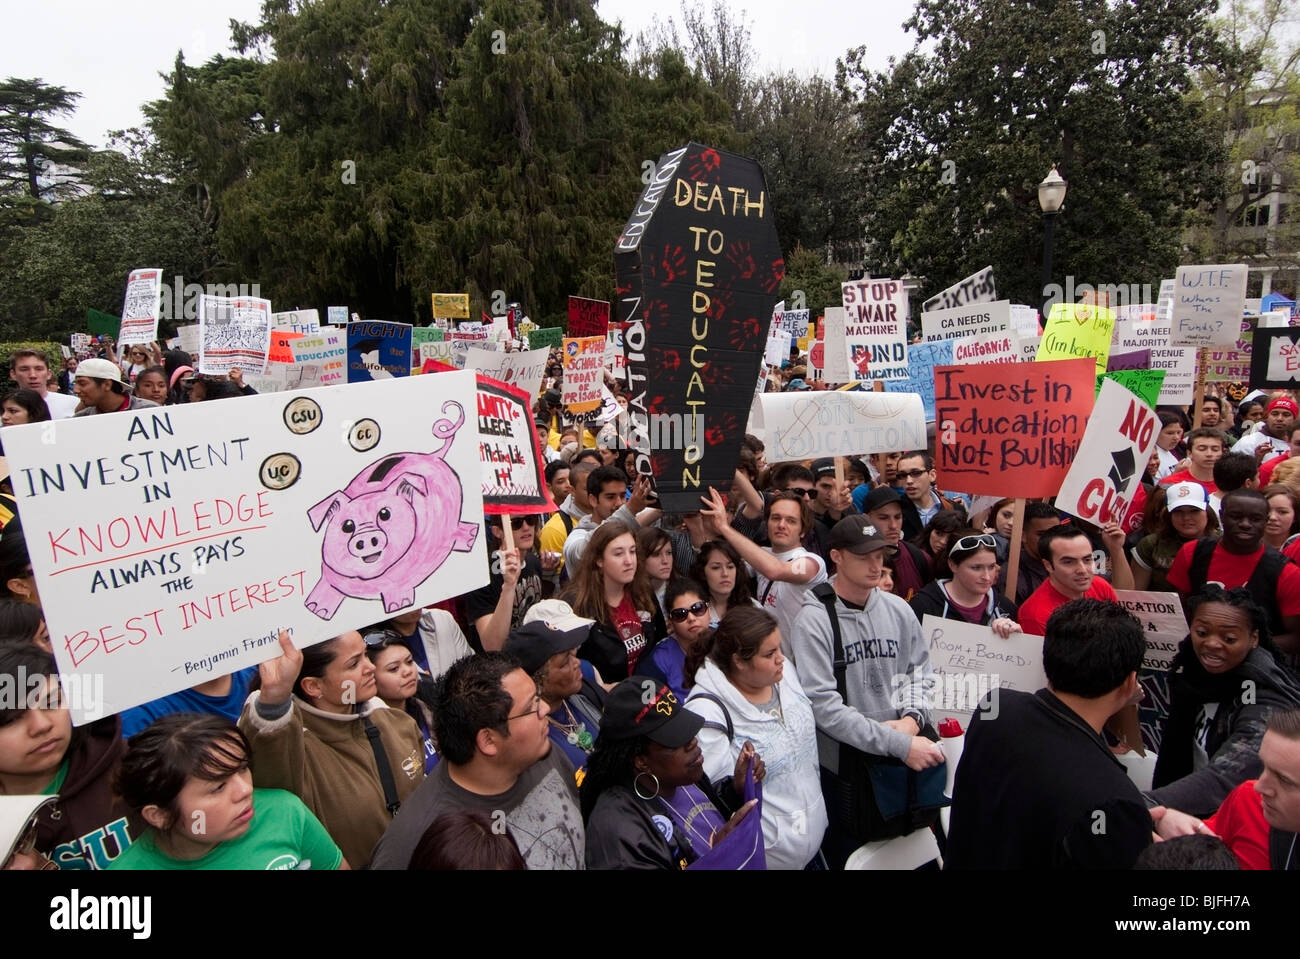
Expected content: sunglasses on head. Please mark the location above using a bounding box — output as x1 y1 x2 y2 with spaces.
951 534 997 554
363 628 403 647
668 600 709 622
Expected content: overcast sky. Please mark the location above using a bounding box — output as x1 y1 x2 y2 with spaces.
1 0 920 149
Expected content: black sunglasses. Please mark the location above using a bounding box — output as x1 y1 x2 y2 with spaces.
668 601 709 622
785 487 815 498
495 515 535 530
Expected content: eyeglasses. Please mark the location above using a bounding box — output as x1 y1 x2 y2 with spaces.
363 629 403 647
898 469 931 480
507 692 545 721
785 487 815 498
951 534 997 553
668 600 709 622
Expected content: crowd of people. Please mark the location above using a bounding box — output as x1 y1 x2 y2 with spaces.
2 335 1300 872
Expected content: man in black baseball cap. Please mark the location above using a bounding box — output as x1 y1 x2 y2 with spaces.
860 487 932 600
505 606 605 778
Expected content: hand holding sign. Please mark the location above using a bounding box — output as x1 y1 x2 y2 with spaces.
258 630 302 707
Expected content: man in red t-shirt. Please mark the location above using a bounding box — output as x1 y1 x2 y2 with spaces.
1166 489 1300 645
1017 526 1119 635
1159 427 1226 496
1203 710 1300 869
1258 422 1300 487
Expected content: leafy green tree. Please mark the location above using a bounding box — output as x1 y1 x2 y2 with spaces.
840 0 1230 307
0 78 91 232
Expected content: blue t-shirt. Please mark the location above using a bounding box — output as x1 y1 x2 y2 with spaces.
120 667 257 738
646 639 689 701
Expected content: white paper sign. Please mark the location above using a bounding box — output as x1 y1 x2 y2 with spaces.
1054 377 1159 527
118 268 164 347
464 346 549 400
176 324 201 356
814 307 855 384
5 372 488 723
1112 316 1196 404
921 615 1047 728
921 300 1011 342
758 390 926 462
1009 304 1040 339
1171 264 1249 347
922 266 997 312
288 331 347 387
765 330 792 366
841 278 909 381
199 295 273 375
950 330 1020 365
326 306 349 326
1113 590 1187 673
271 309 321 335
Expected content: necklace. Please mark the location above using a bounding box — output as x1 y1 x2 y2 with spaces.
548 702 594 751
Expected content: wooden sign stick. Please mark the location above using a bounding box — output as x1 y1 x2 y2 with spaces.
1003 498 1027 603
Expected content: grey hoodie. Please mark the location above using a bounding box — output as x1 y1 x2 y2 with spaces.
790 581 932 767
562 503 640 571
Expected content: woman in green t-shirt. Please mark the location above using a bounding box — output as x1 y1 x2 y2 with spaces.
110 714 346 870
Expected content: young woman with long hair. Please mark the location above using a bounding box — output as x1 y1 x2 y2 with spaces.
691 539 759 628
560 523 666 683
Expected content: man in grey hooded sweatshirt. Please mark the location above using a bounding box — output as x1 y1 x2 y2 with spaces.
791 516 945 867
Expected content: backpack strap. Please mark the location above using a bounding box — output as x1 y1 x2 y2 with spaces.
363 714 402 816
560 510 575 534
688 691 734 742
812 582 849 704
1185 538 1218 593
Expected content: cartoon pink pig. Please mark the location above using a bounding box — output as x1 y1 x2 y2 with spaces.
305 402 479 619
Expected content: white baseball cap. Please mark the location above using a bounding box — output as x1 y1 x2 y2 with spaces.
1166 482 1209 512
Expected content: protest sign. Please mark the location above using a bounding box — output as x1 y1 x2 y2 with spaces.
561 336 605 414
71 333 92 353
1115 589 1187 751
921 616 1047 728
1204 317 1253 382
87 307 119 337
1251 328 1300 387
118 268 163 347
271 309 321 335
1111 315 1196 404
464 346 548 400
1015 335 1040 362
759 390 926 462
814 307 854 384
920 300 1011 343
934 358 1095 497
921 266 996 312
289 331 346 387
841 278 908 380
885 340 952 421
1095 368 1165 409
1107 348 1150 372
326 306 348 326
419 339 457 368
951 330 1019 365
176 324 201 356
614 143 783 511
242 367 288 394
1036 301 1116 375
765 329 792 367
1009 304 1039 339
410 328 444 373
199 294 272 376
1170 264 1248 347
432 293 470 320
527 327 563 351
449 327 490 368
567 296 611 339
1055 377 1160 527
5 371 488 723
474 374 557 516
268 330 304 365
777 309 809 340
604 322 628 376
347 321 412 382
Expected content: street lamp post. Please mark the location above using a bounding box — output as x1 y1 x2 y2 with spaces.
1038 165 1067 321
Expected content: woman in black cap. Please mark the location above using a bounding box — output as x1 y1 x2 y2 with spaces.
579 677 765 869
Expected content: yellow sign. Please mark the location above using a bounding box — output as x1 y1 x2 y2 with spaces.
1036 302 1116 375
431 293 469 319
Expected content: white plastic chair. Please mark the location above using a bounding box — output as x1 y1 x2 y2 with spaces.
844 827 942 870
